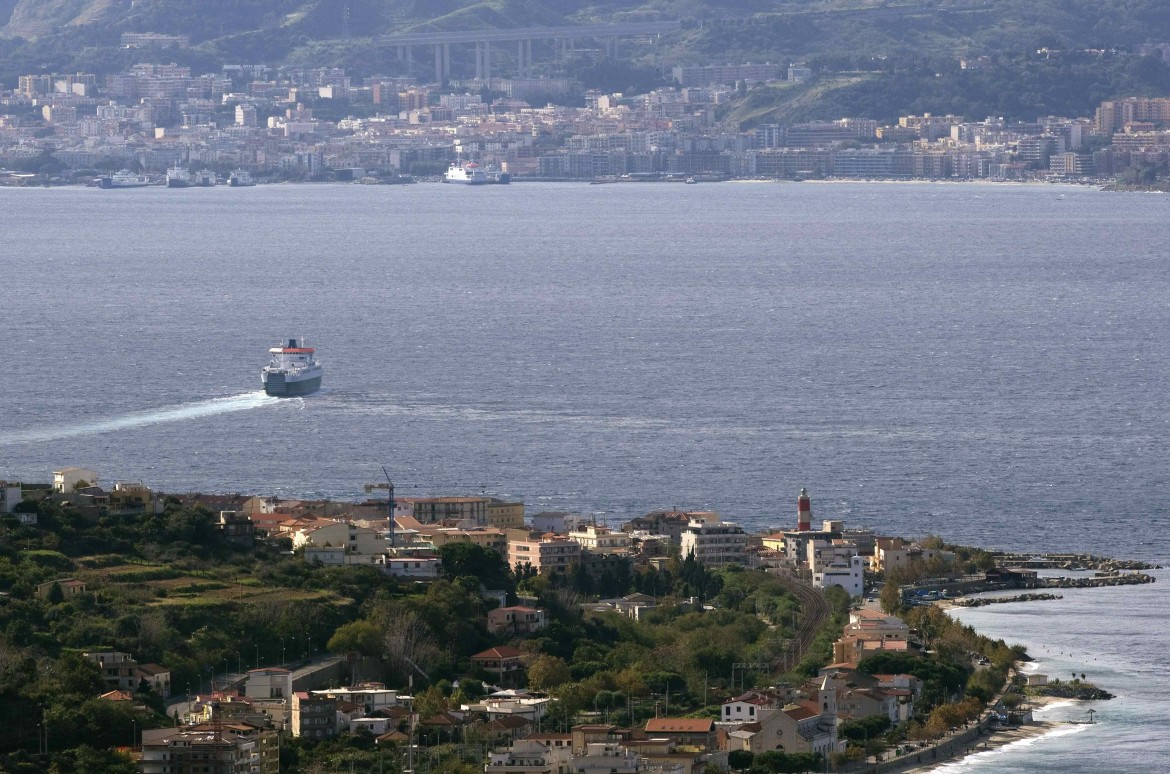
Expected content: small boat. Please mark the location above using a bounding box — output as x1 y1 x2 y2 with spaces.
261 338 323 396
684 177 698 184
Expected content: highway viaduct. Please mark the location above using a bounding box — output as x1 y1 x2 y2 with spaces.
377 21 681 82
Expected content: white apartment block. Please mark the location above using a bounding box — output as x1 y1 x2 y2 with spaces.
679 519 748 567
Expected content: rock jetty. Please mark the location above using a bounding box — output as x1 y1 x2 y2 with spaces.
952 593 1062 607
1028 679 1115 701
1038 572 1155 589
996 552 1161 571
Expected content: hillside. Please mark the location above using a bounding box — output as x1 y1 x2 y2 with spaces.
3 0 1170 119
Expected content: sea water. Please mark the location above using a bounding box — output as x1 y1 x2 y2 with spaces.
946 575 1170 772
1 181 1167 768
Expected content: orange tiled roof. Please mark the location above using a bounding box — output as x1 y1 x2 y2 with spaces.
645 718 713 733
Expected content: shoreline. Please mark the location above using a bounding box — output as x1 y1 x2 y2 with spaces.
900 720 1085 772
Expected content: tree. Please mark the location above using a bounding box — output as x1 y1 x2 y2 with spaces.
381 607 441 680
879 582 902 614
526 654 571 692
326 620 382 657
728 749 754 771
459 678 485 700
436 542 513 591
46 580 65 604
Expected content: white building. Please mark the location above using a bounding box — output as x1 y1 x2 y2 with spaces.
382 554 443 579
720 689 790 723
245 668 292 700
571 742 641 773
311 686 406 711
485 738 570 773
53 467 98 493
530 511 593 534
295 522 388 563
812 555 865 597
679 519 748 567
807 540 865 597
567 524 631 554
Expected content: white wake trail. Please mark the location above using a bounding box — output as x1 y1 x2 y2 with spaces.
0 391 284 445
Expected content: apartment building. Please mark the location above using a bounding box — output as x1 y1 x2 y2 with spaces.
678 519 748 567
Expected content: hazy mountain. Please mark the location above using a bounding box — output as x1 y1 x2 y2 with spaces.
3 0 1169 120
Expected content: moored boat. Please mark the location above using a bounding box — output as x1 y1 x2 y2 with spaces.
443 162 488 185
99 169 151 189
229 169 256 187
166 167 191 188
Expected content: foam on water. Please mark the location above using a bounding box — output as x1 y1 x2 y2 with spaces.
931 724 1091 771
0 391 283 445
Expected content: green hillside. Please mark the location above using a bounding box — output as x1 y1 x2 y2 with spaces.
3 0 1170 119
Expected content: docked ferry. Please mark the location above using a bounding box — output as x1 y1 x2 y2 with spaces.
166 167 191 188
262 339 323 396
229 169 256 187
99 170 151 188
443 162 488 185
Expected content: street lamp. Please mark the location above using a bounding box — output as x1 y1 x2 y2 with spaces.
255 644 260 669
281 638 286 666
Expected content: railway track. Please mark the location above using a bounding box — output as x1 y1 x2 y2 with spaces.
769 576 832 674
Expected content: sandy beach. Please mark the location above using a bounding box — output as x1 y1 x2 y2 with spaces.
897 721 1058 772
892 695 1084 772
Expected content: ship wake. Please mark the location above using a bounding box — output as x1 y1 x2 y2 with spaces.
0 391 283 445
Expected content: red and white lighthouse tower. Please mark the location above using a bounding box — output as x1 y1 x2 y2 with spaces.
797 487 812 531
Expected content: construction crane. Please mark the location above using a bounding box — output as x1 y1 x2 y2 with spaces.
363 475 503 543
364 466 396 546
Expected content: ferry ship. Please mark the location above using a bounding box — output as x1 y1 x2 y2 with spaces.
99 170 151 189
193 169 217 187
229 169 256 187
443 162 488 185
261 339 323 396
166 167 191 188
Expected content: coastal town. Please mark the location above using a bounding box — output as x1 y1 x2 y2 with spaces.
0 468 1156 773
2 46 1170 186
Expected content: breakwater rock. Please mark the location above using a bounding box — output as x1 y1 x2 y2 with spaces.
1038 573 1155 589
953 593 1062 607
1029 680 1115 701
997 552 1162 571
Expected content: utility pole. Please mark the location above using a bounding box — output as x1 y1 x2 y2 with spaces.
406 674 415 773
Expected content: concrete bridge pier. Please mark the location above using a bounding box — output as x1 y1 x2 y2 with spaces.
475 41 493 80
432 44 451 82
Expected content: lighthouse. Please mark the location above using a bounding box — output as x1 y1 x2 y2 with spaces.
797 487 812 531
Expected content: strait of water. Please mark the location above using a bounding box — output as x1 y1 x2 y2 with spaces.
1 181 1167 769
946 574 1170 773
